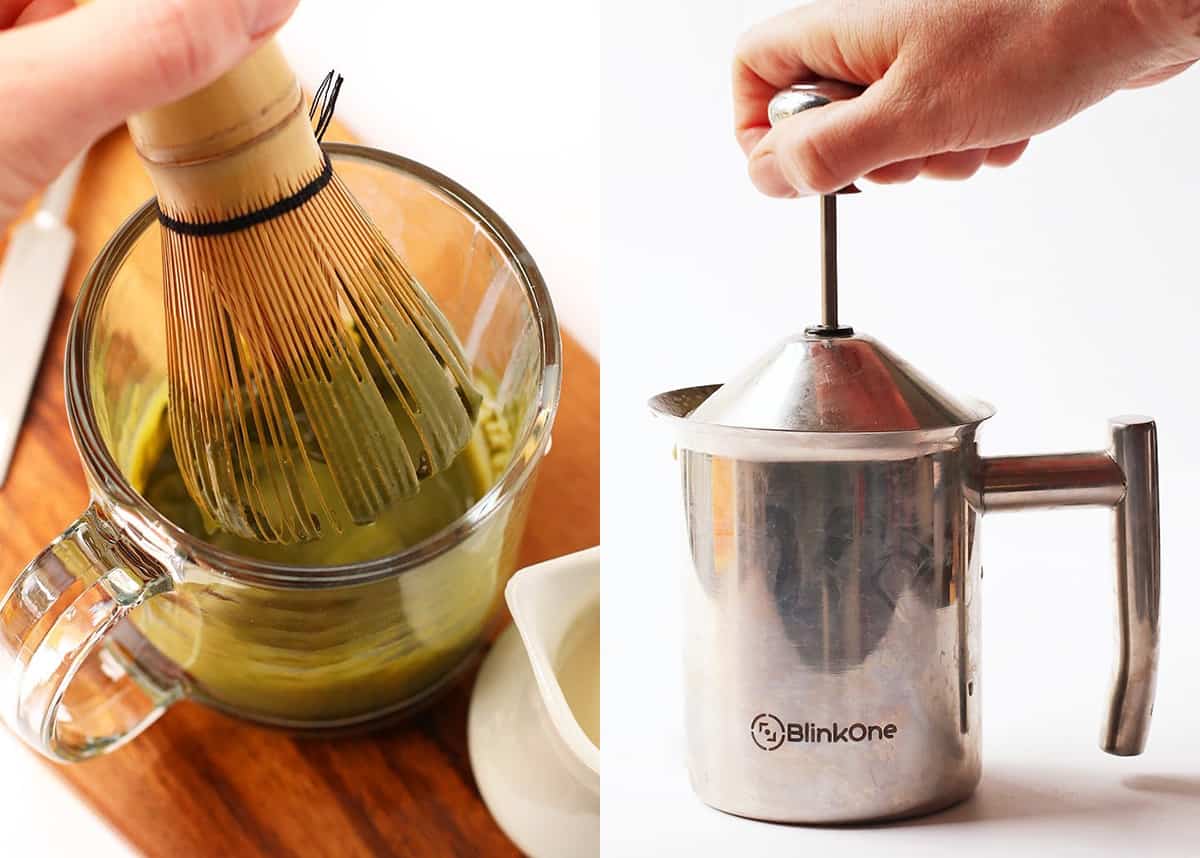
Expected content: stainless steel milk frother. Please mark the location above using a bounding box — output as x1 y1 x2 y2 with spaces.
648 81 1161 824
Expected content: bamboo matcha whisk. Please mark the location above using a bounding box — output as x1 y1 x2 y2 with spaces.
130 44 481 543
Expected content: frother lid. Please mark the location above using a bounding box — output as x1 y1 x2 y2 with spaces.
688 330 991 433
681 80 990 435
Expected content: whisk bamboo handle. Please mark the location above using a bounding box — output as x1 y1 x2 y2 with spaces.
139 109 323 221
127 40 323 222
67 1 305 167
127 42 302 167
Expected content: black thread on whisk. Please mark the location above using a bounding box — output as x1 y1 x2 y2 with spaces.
309 70 344 142
157 156 334 237
156 71 346 237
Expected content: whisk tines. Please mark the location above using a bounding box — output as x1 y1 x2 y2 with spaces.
147 57 482 543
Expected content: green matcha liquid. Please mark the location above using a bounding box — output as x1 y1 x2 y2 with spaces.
120 390 521 725
140 400 512 566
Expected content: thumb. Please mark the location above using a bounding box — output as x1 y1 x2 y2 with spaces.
748 78 925 197
0 0 297 225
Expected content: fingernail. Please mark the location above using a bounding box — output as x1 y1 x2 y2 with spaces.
749 151 803 198
242 0 298 37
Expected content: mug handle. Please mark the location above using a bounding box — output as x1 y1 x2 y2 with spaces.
980 416 1160 756
0 506 181 761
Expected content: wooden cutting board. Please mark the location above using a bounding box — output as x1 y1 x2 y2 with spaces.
0 122 599 857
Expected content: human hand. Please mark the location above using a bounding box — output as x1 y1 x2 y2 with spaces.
735 0 1200 197
0 0 299 230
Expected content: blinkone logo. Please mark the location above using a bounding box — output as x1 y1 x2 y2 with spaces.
750 713 898 751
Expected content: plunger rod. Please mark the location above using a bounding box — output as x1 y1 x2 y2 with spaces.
820 194 838 329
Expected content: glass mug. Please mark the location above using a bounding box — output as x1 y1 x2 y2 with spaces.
0 144 561 761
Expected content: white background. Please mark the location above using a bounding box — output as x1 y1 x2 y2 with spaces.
601 0 1200 855
0 2 603 855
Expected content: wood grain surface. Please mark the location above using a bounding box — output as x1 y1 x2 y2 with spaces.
0 121 599 857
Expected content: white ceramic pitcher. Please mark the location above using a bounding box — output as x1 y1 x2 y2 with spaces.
468 547 600 858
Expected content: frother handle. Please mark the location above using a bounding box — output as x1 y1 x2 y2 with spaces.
1103 417 1160 755
980 416 1160 756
